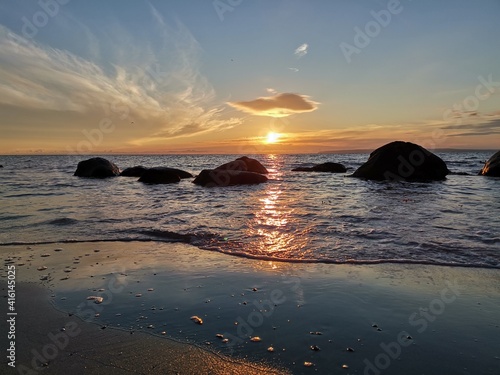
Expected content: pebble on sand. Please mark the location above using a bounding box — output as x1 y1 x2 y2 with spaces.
37 266 48 271
190 316 203 325
86 296 104 304
41 254 51 257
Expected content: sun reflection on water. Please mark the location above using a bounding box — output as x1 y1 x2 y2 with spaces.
245 155 312 261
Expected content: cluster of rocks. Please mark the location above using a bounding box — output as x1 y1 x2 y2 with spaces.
73 156 269 186
72 142 500 186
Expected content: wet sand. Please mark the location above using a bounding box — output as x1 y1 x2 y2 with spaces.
1 242 499 374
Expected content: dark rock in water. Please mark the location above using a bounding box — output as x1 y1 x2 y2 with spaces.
0 165 3 168
74 157 120 178
138 167 193 184
215 156 269 174
292 162 347 173
352 141 449 181
193 169 268 187
479 151 500 177
121 166 148 177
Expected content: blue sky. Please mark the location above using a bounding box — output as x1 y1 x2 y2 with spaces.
0 0 499 154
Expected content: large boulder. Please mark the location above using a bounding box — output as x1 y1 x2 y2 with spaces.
479 151 500 177
292 162 347 173
138 167 192 184
193 169 268 187
120 166 148 177
352 141 449 181
74 157 120 178
215 156 268 174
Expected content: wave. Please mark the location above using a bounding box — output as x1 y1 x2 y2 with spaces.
4 192 64 198
1 236 499 270
47 217 80 226
0 214 32 221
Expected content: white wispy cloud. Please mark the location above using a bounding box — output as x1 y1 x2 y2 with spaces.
294 43 308 58
0 11 241 146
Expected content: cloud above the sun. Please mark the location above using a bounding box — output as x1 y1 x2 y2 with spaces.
228 92 319 118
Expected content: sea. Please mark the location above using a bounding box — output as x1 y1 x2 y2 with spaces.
1 152 499 269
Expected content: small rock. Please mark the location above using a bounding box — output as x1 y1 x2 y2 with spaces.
310 345 321 351
190 316 203 325
267 346 274 352
250 336 261 342
346 347 354 352
304 362 314 367
86 296 104 304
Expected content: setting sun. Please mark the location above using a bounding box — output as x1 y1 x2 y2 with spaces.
265 132 280 144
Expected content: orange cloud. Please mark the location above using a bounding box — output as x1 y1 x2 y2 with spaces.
228 92 319 118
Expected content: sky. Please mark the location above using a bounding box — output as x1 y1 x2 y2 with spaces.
0 0 499 155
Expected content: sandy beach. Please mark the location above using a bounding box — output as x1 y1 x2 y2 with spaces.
1 241 499 374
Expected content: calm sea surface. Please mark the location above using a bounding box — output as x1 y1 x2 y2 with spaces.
1 152 499 268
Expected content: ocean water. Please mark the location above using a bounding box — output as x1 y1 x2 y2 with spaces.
1 152 499 268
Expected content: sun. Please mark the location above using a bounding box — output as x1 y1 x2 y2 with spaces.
265 132 280 144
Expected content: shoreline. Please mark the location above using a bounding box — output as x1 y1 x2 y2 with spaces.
1 241 499 374
2 240 499 270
